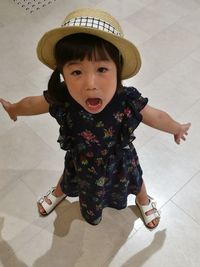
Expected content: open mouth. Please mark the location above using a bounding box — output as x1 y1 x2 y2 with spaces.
86 98 103 112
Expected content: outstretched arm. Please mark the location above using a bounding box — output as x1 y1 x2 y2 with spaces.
0 95 49 121
141 105 191 144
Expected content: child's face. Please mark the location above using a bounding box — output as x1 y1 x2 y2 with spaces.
62 56 117 114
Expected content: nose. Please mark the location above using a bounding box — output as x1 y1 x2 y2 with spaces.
85 73 96 91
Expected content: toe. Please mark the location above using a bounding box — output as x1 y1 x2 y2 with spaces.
37 196 52 216
40 207 46 215
147 218 160 229
37 203 46 215
147 222 154 228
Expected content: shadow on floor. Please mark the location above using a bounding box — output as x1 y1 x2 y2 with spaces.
0 201 166 267
121 229 167 267
0 217 28 267
32 201 166 267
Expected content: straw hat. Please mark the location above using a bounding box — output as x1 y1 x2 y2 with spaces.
37 8 141 79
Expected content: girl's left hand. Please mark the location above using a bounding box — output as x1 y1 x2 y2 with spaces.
174 123 191 144
0 98 17 121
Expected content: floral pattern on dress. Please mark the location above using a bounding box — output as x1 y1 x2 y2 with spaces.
44 86 148 225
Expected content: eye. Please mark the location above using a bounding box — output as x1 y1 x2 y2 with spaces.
71 70 82 76
98 67 108 73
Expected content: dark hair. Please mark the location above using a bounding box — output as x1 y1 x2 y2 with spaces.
47 33 123 103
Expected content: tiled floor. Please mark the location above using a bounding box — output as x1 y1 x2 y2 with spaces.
0 0 200 266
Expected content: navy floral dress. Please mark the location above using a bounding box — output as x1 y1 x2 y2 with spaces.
44 85 148 225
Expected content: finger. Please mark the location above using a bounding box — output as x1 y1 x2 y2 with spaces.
181 136 186 141
0 100 7 109
175 137 180 144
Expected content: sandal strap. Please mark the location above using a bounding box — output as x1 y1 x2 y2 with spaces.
37 187 56 204
136 196 161 226
140 199 157 213
37 187 66 214
143 207 160 225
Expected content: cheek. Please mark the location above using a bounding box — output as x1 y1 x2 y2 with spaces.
65 81 83 104
107 73 117 95
63 75 74 92
110 68 117 86
67 85 79 99
62 71 83 103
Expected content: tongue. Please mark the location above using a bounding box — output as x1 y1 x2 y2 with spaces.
86 98 100 106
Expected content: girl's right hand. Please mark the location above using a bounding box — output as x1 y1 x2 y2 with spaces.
174 122 191 144
0 98 17 121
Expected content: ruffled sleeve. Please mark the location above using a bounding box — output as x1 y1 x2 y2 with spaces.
124 86 148 113
43 90 65 124
43 90 72 150
118 86 148 146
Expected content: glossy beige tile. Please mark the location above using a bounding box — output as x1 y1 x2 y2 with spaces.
120 20 150 46
0 179 40 222
26 66 52 92
0 170 20 197
4 206 138 267
148 0 200 17
103 201 200 267
132 24 200 88
158 100 200 171
96 0 145 19
138 56 200 118
176 8 200 36
0 215 42 264
4 228 54 267
0 122 53 171
172 172 200 223
0 105 16 137
137 135 198 206
0 178 52 263
0 0 25 25
20 169 63 198
126 6 178 37
0 80 41 101
22 113 61 152
190 46 200 62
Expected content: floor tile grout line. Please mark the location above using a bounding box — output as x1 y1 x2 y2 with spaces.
171 199 200 227
167 170 200 226
168 170 200 200
140 37 200 91
21 120 58 154
130 1 200 48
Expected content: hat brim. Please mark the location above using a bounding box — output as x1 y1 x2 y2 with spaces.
37 26 141 79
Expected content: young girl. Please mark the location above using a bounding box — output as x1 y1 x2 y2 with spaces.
0 8 191 229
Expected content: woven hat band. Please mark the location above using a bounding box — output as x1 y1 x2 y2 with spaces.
62 16 122 37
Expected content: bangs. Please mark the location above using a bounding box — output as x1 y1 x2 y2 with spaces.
54 33 123 91
55 33 118 69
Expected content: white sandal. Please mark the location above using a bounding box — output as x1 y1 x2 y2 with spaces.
136 196 160 229
37 187 66 215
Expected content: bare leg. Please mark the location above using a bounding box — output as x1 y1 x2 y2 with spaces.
136 182 160 229
54 174 65 197
38 174 65 215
